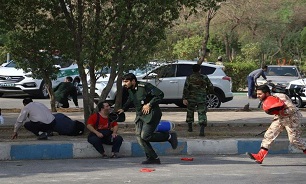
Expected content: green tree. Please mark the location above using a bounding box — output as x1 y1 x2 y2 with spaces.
173 35 203 60
2 0 73 112
193 0 226 64
57 0 198 120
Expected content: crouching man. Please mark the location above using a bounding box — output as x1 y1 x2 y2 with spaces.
12 98 56 140
246 85 306 164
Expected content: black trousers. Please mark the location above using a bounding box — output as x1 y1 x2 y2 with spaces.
24 120 56 136
58 98 69 108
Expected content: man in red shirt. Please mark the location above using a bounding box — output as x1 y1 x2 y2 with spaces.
87 101 123 158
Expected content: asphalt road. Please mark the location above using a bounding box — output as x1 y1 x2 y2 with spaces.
1 155 305 184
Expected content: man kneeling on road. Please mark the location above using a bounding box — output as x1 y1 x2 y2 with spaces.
11 98 56 140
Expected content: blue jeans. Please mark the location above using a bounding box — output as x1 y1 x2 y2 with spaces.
247 76 256 98
88 129 123 154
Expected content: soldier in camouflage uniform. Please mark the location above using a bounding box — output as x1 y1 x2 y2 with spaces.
182 64 214 136
117 73 178 165
247 85 306 164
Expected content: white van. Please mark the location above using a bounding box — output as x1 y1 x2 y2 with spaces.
0 61 80 98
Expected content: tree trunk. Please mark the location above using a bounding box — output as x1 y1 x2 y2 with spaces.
114 60 124 111
44 77 57 112
198 11 211 65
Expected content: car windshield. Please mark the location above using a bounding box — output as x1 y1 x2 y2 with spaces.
266 66 299 77
3 61 16 67
127 63 159 76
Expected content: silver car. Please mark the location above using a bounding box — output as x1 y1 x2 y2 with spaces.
257 65 302 87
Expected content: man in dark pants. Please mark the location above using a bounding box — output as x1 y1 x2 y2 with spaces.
118 73 178 164
54 76 79 108
247 65 268 99
87 101 123 158
11 98 56 140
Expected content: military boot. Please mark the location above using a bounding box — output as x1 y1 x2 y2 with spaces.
187 123 193 132
246 148 268 164
199 125 205 136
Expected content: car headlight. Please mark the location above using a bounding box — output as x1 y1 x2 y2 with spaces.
25 74 32 77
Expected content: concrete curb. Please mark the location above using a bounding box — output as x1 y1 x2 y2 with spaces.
0 138 304 161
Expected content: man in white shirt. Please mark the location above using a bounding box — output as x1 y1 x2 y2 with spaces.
11 98 56 140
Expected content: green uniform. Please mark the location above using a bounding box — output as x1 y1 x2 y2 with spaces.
182 72 214 127
122 81 169 159
54 82 78 108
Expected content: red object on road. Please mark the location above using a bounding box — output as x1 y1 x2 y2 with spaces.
140 168 156 172
181 157 194 161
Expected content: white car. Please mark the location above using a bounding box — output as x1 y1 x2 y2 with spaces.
0 61 80 98
95 60 233 108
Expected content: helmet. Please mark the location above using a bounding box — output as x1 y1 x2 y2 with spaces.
262 96 285 115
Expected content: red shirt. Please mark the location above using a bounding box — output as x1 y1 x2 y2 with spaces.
87 113 118 130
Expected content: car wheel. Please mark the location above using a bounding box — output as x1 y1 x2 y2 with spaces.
0 93 3 97
290 95 303 108
206 93 221 108
38 81 49 98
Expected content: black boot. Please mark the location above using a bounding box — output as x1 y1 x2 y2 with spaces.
188 123 193 132
141 158 161 164
199 125 205 136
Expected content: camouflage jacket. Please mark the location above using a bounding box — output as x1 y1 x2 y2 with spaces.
273 93 302 118
182 72 214 101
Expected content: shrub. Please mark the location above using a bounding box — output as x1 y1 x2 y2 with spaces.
224 61 258 92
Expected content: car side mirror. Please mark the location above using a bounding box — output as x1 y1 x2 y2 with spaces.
145 72 158 79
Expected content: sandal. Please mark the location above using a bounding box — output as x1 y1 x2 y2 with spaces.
110 154 120 159
101 154 109 159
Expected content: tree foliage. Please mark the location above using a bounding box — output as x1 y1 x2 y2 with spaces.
2 0 73 112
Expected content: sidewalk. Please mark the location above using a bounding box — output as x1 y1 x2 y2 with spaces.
1 109 306 161
0 108 281 127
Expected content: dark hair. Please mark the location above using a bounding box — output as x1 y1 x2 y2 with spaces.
73 76 80 83
23 98 33 105
192 64 201 72
256 85 270 94
262 65 268 70
66 76 73 82
97 101 108 111
122 73 137 82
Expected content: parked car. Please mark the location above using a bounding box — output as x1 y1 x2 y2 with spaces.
93 63 160 97
0 61 80 98
257 65 302 87
95 60 233 108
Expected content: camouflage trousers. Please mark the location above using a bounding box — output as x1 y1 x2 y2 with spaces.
186 100 208 127
262 111 306 151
